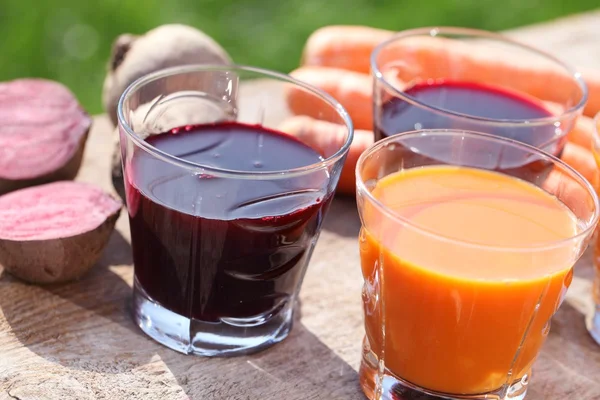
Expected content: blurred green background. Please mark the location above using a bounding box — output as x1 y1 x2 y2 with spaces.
1 0 598 114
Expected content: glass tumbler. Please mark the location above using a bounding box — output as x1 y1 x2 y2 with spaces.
371 27 587 159
356 130 599 400
117 65 353 356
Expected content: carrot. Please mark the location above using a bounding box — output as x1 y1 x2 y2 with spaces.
539 102 594 151
542 100 565 115
301 26 394 73
287 66 373 130
277 115 374 195
542 166 597 222
559 142 599 189
591 114 600 181
567 115 595 150
581 67 600 119
302 26 597 117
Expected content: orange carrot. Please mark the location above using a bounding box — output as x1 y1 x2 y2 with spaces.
581 67 600 119
542 100 565 115
302 26 596 116
560 141 599 188
301 26 394 73
567 115 595 150
543 166 597 221
287 66 373 130
278 115 374 195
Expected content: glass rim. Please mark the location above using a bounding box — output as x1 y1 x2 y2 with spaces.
356 129 600 252
117 64 354 180
370 26 589 127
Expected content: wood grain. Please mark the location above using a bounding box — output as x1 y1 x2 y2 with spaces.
2 11 600 400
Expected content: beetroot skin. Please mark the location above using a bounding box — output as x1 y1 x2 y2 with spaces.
0 79 91 194
0 181 122 284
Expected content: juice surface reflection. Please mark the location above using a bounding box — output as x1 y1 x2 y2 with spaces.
360 165 578 394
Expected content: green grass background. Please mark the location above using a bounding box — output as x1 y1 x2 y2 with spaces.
1 0 598 114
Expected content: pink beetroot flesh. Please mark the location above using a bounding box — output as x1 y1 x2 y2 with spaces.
0 79 91 180
0 181 122 241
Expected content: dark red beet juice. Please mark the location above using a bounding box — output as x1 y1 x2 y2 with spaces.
126 122 331 322
375 80 558 150
374 80 563 177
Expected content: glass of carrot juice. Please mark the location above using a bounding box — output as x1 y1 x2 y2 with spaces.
356 129 599 400
591 112 600 345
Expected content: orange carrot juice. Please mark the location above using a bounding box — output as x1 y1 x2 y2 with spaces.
359 165 579 395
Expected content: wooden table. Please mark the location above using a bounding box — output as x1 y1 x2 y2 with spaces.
2 11 600 400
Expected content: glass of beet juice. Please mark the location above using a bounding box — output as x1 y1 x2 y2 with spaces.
370 27 588 176
116 65 353 356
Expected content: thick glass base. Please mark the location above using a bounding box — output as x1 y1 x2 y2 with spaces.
132 279 293 356
359 337 529 400
589 305 600 345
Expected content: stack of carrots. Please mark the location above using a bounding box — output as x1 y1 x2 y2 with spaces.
279 26 600 195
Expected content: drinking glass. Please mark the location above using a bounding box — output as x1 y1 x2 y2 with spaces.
356 130 599 400
370 27 587 159
591 111 600 345
117 65 353 356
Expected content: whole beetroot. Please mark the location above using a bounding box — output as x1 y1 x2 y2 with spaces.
102 24 232 126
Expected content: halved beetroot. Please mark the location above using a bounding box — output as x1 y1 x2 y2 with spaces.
0 181 122 284
0 78 91 194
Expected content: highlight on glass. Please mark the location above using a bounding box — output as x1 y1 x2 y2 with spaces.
370 26 588 160
356 129 599 400
117 64 353 356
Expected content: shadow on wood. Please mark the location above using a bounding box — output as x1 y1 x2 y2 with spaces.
0 229 362 399
158 321 363 399
0 230 154 373
43 230 139 332
322 195 361 239
527 302 600 399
